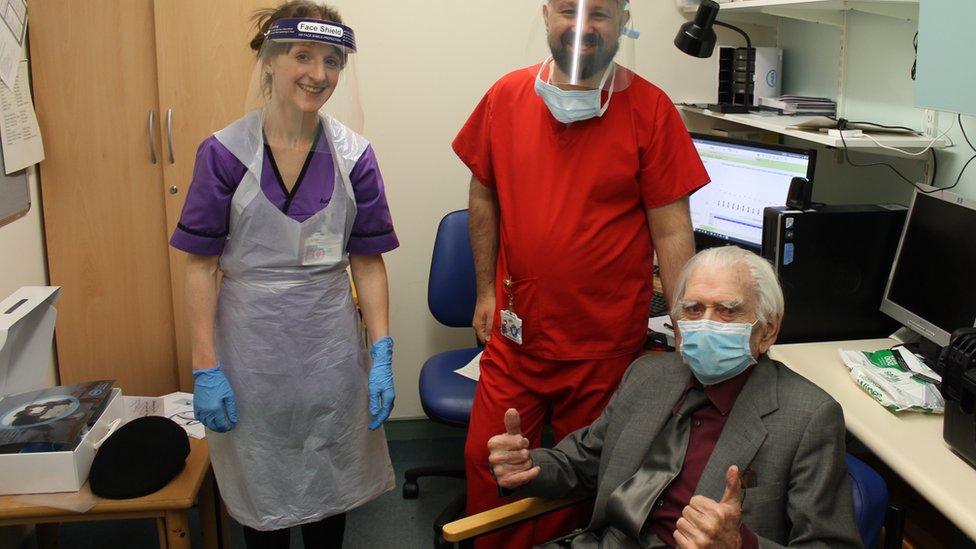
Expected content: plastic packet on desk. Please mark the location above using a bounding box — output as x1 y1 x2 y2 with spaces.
13 483 98 513
838 348 944 414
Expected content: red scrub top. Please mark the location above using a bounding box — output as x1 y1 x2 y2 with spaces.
453 64 708 360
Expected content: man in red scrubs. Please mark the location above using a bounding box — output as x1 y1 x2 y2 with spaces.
452 1 709 546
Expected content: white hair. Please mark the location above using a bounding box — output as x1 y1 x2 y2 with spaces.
670 246 785 326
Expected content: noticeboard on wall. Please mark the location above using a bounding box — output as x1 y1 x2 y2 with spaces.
916 0 976 116
0 148 28 228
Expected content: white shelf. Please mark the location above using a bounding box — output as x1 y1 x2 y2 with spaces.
684 0 918 26
679 106 948 150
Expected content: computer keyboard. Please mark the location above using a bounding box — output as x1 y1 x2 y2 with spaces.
650 291 669 317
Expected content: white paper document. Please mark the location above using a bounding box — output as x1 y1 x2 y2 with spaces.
893 346 942 383
123 395 162 422
0 60 43 173
0 0 25 89
648 315 675 347
454 351 483 382
122 391 205 439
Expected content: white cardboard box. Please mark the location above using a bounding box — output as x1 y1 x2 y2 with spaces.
0 286 125 495
0 286 60 396
0 388 124 495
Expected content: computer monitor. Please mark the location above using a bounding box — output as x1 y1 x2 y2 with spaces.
689 134 816 251
880 187 976 348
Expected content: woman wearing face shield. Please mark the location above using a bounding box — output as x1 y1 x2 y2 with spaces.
169 2 398 547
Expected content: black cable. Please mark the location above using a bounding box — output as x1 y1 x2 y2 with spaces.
930 147 938 186
834 117 920 133
826 116 919 134
713 20 752 50
961 113 976 153
929 114 976 193
918 126 973 193
837 125 928 191
837 114 975 194
911 32 918 81
942 153 976 193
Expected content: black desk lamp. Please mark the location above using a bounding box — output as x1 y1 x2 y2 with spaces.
675 0 756 114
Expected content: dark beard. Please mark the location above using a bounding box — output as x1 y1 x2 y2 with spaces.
550 30 618 82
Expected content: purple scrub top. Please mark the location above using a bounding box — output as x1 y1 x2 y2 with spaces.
170 123 398 257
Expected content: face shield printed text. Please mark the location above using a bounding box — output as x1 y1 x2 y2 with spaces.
297 21 343 38
265 18 357 52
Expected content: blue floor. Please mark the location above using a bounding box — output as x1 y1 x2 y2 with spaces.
20 437 466 549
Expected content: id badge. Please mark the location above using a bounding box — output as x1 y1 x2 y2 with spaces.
302 233 330 265
500 309 523 345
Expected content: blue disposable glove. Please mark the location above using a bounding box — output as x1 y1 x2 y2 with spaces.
193 364 238 433
368 336 395 430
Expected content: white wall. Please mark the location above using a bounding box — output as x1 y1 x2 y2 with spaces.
0 167 56 386
0 170 45 295
0 167 53 549
12 1 752 420
2 43 56 387
780 12 975 201
328 1 729 418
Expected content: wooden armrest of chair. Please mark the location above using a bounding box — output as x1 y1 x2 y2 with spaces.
441 497 589 543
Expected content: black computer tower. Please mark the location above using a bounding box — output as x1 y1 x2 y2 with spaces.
940 329 976 471
762 205 907 343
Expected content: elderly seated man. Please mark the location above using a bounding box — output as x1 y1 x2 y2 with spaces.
488 246 861 548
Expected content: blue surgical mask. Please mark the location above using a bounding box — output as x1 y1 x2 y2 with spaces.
678 319 758 385
534 58 615 124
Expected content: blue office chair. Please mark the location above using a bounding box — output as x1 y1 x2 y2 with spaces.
402 210 480 548
846 453 892 548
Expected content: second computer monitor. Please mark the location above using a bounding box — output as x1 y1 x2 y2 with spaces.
880 187 976 348
690 134 816 250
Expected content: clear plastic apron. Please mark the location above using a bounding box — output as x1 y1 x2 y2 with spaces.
207 111 394 531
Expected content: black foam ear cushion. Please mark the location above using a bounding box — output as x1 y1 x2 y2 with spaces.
89 416 190 499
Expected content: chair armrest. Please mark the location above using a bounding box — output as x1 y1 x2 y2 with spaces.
441 497 587 543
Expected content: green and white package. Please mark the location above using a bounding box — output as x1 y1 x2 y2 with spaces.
838 348 944 414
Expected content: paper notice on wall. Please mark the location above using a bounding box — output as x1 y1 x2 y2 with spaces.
0 60 44 173
0 0 25 90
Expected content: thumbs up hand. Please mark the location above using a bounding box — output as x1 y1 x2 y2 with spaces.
487 409 540 489
719 465 746 508
673 465 745 549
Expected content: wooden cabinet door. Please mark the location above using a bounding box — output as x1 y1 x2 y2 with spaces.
28 0 179 395
153 0 270 390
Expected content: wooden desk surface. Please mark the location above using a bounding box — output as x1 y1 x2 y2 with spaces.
0 438 210 521
770 339 976 541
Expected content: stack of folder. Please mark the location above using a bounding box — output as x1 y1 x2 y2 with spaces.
758 95 837 116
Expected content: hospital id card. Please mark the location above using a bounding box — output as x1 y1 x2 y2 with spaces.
500 309 523 345
302 233 331 265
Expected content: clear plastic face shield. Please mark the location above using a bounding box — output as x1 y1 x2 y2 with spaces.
528 0 639 93
246 17 363 148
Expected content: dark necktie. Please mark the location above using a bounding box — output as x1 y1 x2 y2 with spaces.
604 388 710 547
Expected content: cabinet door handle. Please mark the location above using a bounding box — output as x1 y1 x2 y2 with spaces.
147 109 157 164
166 108 175 164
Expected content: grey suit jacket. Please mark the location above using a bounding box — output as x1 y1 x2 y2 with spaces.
520 352 862 549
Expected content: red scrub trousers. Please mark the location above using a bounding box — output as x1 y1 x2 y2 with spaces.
465 336 640 548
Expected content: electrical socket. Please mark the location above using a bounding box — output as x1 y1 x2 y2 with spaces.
923 109 939 138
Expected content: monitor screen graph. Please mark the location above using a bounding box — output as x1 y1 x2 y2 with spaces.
690 134 815 249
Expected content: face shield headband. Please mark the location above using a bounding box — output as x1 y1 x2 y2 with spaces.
543 0 639 88
266 17 357 53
